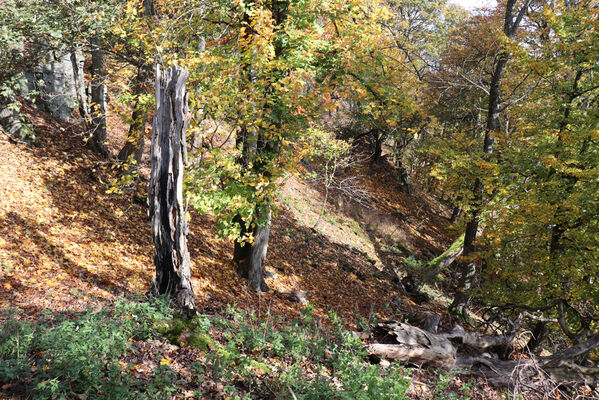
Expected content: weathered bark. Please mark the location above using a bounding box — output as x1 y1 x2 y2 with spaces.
118 68 149 164
457 333 599 388
368 320 599 390
370 322 457 368
148 65 195 312
88 34 109 157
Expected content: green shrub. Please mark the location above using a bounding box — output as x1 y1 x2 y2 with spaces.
204 304 411 400
2 298 411 400
0 297 173 400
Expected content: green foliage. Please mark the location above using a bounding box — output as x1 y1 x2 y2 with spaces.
153 313 214 350
0 0 61 84
198 305 411 399
178 0 355 240
0 297 173 400
477 2 599 320
421 0 599 338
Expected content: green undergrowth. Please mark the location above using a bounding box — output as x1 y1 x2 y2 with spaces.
0 297 174 399
1 298 411 399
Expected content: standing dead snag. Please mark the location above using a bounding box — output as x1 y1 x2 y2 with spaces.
148 65 195 312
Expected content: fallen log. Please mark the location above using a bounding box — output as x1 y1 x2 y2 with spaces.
367 321 599 392
370 322 456 368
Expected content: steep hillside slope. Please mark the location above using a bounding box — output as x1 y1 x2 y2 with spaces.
0 102 453 325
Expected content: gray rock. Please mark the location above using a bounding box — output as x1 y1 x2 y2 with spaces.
20 49 86 121
287 290 309 304
0 101 35 142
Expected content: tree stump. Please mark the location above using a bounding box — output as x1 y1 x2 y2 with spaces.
148 65 195 312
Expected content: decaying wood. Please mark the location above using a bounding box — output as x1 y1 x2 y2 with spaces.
367 319 599 392
148 65 195 312
370 322 456 368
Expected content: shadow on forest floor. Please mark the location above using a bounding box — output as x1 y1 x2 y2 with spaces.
1 102 448 327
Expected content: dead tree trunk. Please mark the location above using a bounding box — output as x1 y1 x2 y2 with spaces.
367 320 599 391
148 65 195 312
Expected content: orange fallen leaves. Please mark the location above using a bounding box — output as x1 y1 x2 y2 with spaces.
1 101 452 331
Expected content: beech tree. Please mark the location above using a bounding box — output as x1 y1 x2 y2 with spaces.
480 0 599 343
168 0 395 292
450 0 532 312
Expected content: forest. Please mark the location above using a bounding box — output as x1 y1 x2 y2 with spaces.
0 0 598 398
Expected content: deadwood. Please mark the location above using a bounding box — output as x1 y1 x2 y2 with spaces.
367 316 599 391
370 322 456 368
148 65 195 313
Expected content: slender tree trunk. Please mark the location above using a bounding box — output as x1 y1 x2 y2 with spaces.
118 0 154 164
231 2 289 293
88 33 109 157
452 0 530 312
233 209 271 293
450 205 463 223
148 65 195 312
397 160 412 194
548 70 582 256
118 68 149 164
70 49 89 126
372 130 383 163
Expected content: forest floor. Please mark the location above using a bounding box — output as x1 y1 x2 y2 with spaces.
0 102 454 325
0 103 505 399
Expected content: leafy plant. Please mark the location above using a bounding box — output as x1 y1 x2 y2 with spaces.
0 297 173 400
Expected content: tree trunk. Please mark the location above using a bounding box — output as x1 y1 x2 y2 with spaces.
233 208 271 293
397 161 412 194
450 205 462 223
229 1 288 294
88 33 109 157
148 65 195 312
372 130 383 163
118 0 154 164
70 49 89 126
118 68 149 164
452 208 480 313
452 0 530 311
